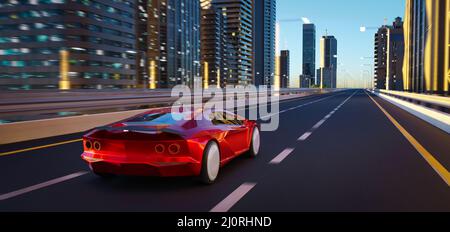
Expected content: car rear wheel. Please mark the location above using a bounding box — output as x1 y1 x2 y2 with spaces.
200 141 220 184
247 127 260 158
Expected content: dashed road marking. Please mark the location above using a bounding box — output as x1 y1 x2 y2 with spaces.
298 132 312 141
0 171 88 201
269 148 296 164
210 183 257 212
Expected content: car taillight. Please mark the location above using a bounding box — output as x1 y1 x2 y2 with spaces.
93 141 101 151
85 140 92 150
155 144 165 153
168 143 181 154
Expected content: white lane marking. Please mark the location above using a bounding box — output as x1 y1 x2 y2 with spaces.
0 171 88 201
269 148 296 164
259 93 343 120
295 91 358 142
298 132 312 141
210 183 257 212
312 119 326 129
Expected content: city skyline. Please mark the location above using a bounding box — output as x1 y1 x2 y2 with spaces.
277 0 406 88
0 0 444 92
0 1 449 220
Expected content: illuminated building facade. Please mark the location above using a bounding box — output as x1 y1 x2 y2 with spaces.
386 17 404 91
374 26 389 90
254 0 276 86
403 0 449 95
0 0 137 90
302 23 316 85
279 50 289 88
144 0 201 88
212 0 253 86
200 0 227 88
318 35 337 88
374 17 404 91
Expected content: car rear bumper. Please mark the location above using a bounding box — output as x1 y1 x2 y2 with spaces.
81 152 201 177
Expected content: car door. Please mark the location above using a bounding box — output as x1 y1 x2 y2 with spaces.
220 112 249 155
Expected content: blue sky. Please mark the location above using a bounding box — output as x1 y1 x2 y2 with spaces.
277 0 406 87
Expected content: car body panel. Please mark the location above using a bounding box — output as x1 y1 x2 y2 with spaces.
81 108 258 177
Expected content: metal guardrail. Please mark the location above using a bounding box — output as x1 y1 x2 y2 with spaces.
376 89 450 114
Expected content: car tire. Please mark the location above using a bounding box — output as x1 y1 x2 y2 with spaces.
200 141 221 184
247 127 260 158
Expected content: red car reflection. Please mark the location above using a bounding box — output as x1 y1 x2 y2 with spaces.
81 108 260 184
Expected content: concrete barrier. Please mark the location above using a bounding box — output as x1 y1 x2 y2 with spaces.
0 109 151 145
373 90 450 134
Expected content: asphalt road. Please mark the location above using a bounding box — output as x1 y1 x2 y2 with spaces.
0 89 449 212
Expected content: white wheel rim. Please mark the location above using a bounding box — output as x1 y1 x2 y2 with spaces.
252 127 260 155
207 143 220 181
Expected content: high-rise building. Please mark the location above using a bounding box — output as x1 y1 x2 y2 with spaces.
386 17 404 91
374 17 404 91
0 0 137 90
212 0 253 86
374 26 389 90
144 0 201 89
403 0 449 95
279 50 289 88
302 23 316 85
318 35 337 88
254 0 276 86
200 0 227 88
299 74 312 88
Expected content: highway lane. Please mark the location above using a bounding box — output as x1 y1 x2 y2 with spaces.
232 90 450 212
0 91 347 210
0 90 448 211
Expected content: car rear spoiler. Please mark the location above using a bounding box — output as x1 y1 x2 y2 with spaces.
88 126 186 137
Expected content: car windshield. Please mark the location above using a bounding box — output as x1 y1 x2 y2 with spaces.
125 113 185 126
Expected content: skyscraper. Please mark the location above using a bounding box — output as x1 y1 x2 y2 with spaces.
374 26 389 90
318 35 337 88
212 0 253 86
144 0 201 89
403 0 449 95
299 74 312 88
0 0 137 90
302 23 316 85
280 50 290 88
254 0 276 86
403 0 426 93
386 17 404 91
200 0 227 88
374 17 404 91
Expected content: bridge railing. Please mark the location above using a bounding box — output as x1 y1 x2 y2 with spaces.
0 89 343 144
375 89 450 114
372 89 450 134
0 88 328 106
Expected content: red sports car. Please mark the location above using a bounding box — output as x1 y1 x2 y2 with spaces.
81 108 260 184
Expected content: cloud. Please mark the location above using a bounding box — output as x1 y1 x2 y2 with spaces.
302 17 311 24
